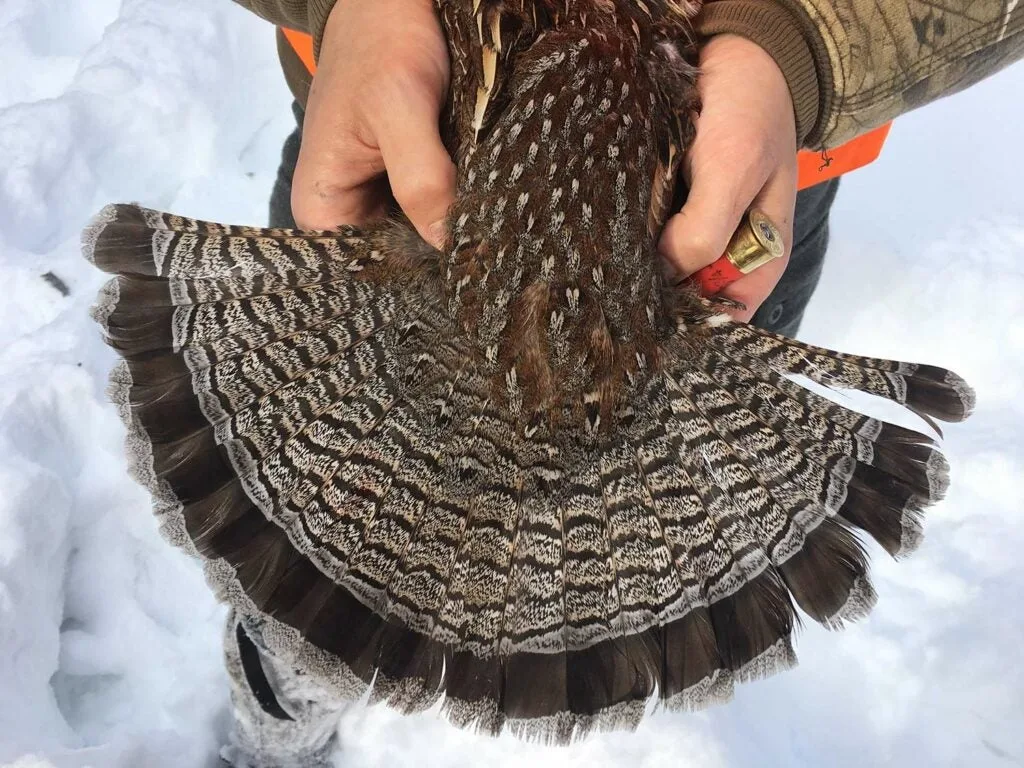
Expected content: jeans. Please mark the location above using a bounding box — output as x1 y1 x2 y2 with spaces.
269 102 839 337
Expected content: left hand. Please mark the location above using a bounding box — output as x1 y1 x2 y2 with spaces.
658 34 798 321
291 0 455 247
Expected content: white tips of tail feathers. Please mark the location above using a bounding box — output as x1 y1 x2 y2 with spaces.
81 203 120 265
662 637 798 714
823 575 879 631
105 359 179 524
90 277 120 330
944 369 978 420
926 450 952 501
897 513 926 561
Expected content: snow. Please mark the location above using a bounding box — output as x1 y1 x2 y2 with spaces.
0 1 1021 766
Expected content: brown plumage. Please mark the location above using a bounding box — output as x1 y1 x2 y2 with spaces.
83 0 974 743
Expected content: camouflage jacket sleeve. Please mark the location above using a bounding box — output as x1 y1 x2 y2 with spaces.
230 0 335 55
696 0 1024 148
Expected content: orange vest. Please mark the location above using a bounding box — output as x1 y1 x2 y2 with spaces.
281 27 889 191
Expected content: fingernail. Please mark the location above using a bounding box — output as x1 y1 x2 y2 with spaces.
426 220 446 249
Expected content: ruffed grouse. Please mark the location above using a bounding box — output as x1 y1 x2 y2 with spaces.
83 0 974 743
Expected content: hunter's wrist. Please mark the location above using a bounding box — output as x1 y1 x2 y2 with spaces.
694 0 822 145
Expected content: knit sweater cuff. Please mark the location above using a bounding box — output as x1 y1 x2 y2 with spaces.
309 0 337 60
694 1 821 146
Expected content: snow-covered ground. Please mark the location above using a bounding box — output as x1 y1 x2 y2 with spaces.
1 2 1022 766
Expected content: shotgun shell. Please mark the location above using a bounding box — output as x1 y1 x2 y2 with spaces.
692 210 785 295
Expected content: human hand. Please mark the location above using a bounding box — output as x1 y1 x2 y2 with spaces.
658 34 798 321
292 0 455 247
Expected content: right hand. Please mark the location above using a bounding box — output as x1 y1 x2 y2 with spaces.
658 34 798 320
292 0 456 248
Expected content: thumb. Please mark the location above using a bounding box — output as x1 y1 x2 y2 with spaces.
377 97 456 249
658 166 759 278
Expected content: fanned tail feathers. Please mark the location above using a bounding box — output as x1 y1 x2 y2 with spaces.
83 201 974 742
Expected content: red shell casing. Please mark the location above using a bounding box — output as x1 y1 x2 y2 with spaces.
692 255 744 296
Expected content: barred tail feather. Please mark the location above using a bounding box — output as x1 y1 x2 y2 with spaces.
716 323 975 422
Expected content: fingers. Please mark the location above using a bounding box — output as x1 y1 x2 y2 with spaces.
292 95 455 245
290 62 390 231
288 0 455 243
658 146 796 322
657 152 765 278
292 97 456 245
377 89 457 248
291 141 389 232
716 161 797 320
658 32 800 321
